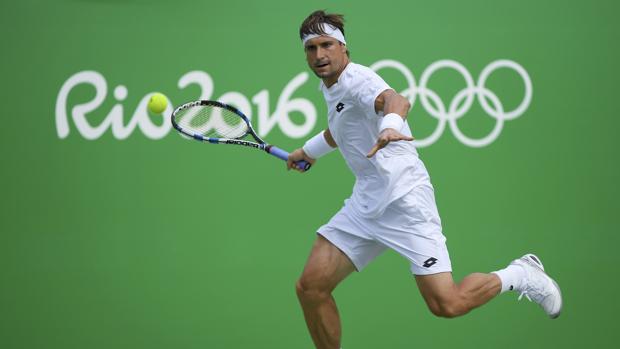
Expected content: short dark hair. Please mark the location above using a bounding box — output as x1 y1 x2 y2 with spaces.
299 10 346 40
299 10 349 56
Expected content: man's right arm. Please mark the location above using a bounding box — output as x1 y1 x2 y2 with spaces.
323 128 338 148
287 128 337 172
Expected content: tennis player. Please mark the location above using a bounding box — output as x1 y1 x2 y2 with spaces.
287 10 562 349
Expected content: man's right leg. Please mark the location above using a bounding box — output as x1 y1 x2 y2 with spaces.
296 235 356 349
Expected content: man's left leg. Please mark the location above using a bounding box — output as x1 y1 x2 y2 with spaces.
380 184 562 318
415 253 563 319
415 271 501 318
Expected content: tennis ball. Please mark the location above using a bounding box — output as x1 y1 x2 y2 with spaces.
148 92 168 114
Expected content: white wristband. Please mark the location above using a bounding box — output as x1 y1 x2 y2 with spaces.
380 113 405 132
302 130 335 159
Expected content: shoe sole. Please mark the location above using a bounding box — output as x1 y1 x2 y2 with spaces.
549 278 562 319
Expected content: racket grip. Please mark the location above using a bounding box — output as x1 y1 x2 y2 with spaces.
267 145 311 171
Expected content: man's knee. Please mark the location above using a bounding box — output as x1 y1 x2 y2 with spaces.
428 301 464 318
295 277 331 303
425 296 469 319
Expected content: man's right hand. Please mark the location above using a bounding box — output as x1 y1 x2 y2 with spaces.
287 148 316 172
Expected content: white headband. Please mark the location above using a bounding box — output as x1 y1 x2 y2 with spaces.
302 23 346 46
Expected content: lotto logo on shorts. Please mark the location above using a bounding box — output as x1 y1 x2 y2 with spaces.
423 257 438 268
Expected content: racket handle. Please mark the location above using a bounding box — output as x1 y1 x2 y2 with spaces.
266 145 311 171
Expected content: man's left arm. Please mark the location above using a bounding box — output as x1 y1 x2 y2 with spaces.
366 89 414 158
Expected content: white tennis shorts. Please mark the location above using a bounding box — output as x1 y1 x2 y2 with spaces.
317 184 452 275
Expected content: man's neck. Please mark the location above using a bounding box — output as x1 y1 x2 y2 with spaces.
323 60 350 88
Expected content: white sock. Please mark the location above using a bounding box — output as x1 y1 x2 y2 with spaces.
492 264 526 294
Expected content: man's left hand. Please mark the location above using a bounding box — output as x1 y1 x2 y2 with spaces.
366 128 414 158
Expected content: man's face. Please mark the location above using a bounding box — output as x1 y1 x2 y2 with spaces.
304 36 348 84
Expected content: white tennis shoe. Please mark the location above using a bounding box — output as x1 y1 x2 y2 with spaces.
510 254 563 319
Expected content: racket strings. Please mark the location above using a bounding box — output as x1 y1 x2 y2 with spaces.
175 105 250 139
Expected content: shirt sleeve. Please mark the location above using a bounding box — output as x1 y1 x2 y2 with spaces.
352 69 391 117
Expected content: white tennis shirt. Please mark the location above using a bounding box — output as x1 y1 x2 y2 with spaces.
321 62 427 218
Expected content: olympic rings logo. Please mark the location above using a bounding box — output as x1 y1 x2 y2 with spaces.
370 59 532 147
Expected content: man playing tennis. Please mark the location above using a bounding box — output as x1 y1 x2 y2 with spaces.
287 10 562 349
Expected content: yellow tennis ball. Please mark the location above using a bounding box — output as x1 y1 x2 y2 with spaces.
148 92 168 114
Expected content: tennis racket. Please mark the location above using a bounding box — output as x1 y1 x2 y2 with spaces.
170 100 311 171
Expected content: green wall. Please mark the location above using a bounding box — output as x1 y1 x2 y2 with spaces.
1 0 618 348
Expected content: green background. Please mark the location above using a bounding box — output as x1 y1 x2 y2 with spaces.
1 0 618 348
